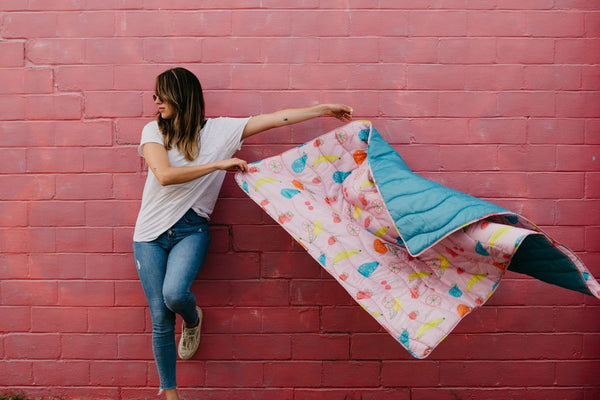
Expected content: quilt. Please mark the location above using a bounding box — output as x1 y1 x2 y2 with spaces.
234 120 599 358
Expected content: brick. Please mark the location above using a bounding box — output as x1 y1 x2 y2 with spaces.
412 388 584 400
441 360 555 386
0 306 30 331
232 334 291 360
556 39 600 64
232 10 291 36
1 280 57 306
291 11 350 36
468 11 527 36
379 37 438 63
26 94 83 120
0 149 27 174
0 68 53 94
85 200 138 227
203 307 262 334
261 38 320 64
539 226 586 251
586 119 600 145
56 11 115 37
582 65 600 90
0 40 24 67
114 281 145 306
143 38 203 63
85 146 140 173
27 147 83 173
527 11 585 37
28 253 85 279
231 65 289 90
0 228 56 253
557 200 600 225
497 145 556 171
0 361 33 385
55 174 113 200
232 225 294 252
201 253 260 280
290 279 355 306
498 91 555 117
202 38 261 63
26 38 85 64
90 361 147 386
2 12 57 38
467 65 525 90
262 307 320 333
586 226 600 251
322 306 383 334
0 253 28 278
524 65 582 90
31 306 87 333
293 334 349 360
58 280 114 306
56 226 113 252
380 91 439 117
1 120 112 147
439 92 498 117
61 333 118 359
496 307 555 332
115 118 148 145
114 226 135 253
33 360 90 385
290 64 352 90
85 91 142 118
85 38 144 64
556 360 600 385
585 11 600 37
322 361 380 387
28 201 85 227
528 118 586 144
117 334 153 360
497 38 555 64
264 361 322 387
88 307 145 333
410 10 467 36
0 94 25 120
553 306 600 332
406 65 465 90
557 92 600 118
381 361 440 387
27 0 86 10
583 333 600 358
5 333 61 359
350 10 408 36
206 361 263 387
0 200 26 227
465 333 583 360
468 118 527 144
558 145 600 171
55 65 114 91
295 389 409 400
262 251 323 279
439 145 498 171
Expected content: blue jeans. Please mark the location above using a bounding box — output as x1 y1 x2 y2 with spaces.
133 209 210 390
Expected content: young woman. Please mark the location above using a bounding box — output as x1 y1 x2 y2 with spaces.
133 67 353 399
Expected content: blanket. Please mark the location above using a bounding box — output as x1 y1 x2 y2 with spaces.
234 120 600 358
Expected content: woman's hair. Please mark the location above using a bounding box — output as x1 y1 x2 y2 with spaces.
155 67 206 161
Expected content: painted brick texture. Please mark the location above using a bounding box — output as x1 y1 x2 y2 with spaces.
1 1 599 399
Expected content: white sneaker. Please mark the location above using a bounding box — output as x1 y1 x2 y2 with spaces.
178 306 202 360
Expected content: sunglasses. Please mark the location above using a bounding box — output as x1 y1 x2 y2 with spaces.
152 93 164 103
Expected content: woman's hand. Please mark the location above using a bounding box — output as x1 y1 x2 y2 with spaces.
217 157 249 173
324 103 353 122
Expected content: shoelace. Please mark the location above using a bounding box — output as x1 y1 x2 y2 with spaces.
181 326 199 350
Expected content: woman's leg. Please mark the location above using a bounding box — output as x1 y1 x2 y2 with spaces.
133 240 178 391
162 227 210 326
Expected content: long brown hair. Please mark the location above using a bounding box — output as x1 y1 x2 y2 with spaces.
155 67 206 161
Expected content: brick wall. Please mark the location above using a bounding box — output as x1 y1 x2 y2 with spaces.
1 1 599 399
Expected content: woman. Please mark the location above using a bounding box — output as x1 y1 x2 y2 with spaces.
133 67 353 399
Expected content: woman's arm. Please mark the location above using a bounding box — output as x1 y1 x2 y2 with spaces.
241 103 353 139
142 142 248 186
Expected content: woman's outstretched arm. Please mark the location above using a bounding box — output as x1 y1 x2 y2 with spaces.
241 103 353 139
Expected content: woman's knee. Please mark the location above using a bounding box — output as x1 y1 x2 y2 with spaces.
162 287 191 312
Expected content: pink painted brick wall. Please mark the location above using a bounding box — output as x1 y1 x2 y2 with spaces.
1 1 599 399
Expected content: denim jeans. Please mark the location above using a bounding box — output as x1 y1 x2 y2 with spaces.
133 209 210 390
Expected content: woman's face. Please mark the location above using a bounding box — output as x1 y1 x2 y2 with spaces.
153 93 175 120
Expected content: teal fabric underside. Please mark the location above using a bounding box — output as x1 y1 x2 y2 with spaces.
366 126 592 296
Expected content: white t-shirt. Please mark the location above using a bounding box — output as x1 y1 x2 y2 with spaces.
133 117 250 242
